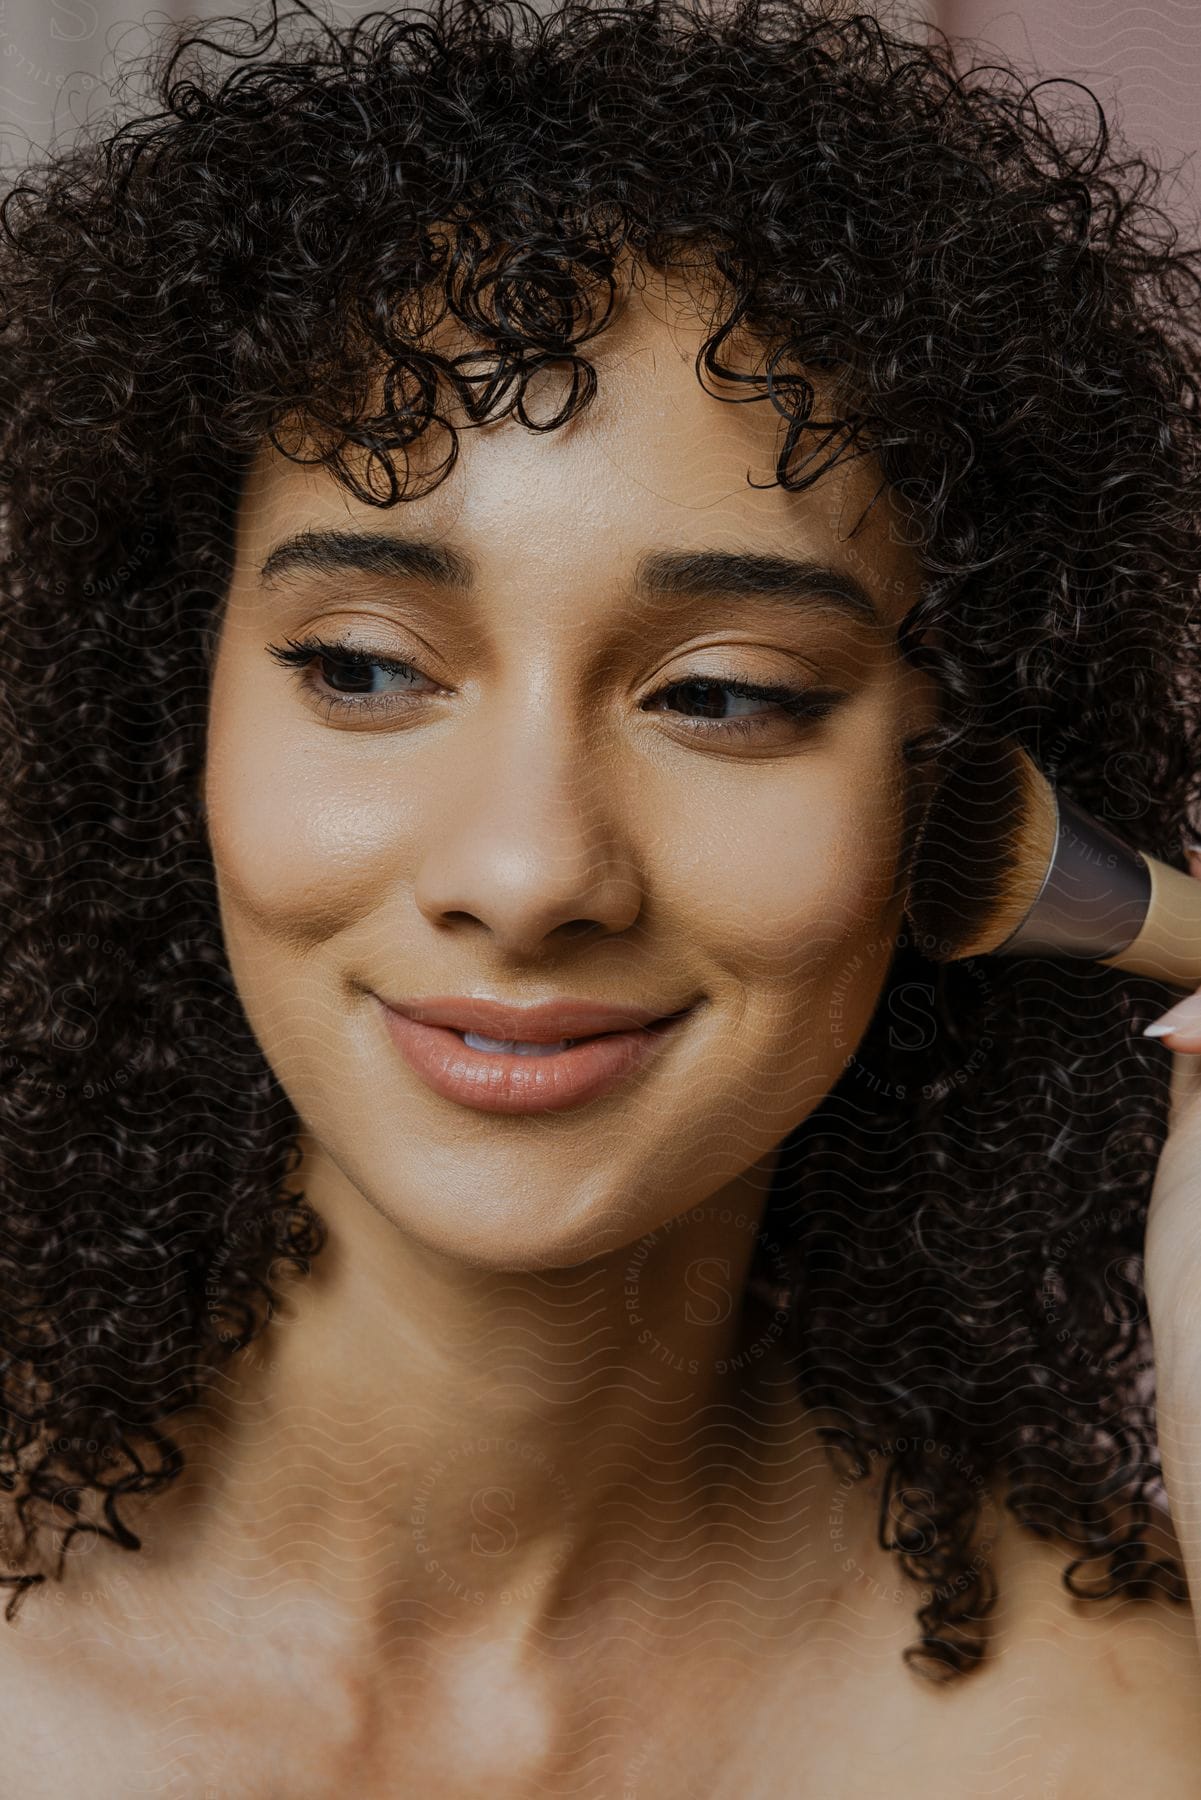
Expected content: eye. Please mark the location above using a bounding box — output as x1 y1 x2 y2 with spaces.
643 674 845 739
265 635 440 718
265 636 846 741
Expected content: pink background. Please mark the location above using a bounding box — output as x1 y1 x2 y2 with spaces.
0 2 1199 234
929 0 1201 231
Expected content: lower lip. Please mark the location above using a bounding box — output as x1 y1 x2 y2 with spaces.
377 1002 694 1114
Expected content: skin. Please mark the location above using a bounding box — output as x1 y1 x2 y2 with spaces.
1143 854 1201 1676
191 269 939 1768
22 270 1201 1796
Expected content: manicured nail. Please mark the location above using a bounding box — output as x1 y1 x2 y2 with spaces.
1145 994 1201 1037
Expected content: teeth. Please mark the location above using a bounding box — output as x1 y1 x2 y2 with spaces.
461 1032 577 1056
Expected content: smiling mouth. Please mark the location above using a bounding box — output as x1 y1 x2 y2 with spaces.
379 1001 697 1113
452 1014 686 1055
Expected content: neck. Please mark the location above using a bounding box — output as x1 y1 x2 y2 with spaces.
119 1139 851 1669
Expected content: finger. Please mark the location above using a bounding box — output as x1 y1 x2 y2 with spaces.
1143 842 1201 1048
1168 1039 1201 1129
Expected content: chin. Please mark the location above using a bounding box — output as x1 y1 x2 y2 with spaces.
404 1179 668 1273
305 1124 671 1273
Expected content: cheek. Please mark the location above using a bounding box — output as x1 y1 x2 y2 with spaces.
203 670 412 953
679 748 907 978
669 742 909 1123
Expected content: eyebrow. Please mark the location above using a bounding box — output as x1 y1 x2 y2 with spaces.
260 528 475 590
259 528 883 626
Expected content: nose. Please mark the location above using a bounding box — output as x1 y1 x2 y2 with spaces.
411 692 643 957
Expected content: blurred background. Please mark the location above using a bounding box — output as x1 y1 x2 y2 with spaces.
0 0 1197 235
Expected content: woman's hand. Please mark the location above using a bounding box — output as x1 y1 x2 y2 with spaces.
1143 845 1201 1656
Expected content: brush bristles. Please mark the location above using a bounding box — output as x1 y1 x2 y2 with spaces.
905 738 1058 961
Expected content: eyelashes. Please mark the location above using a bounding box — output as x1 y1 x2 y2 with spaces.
267 637 429 705
646 673 844 740
264 633 846 742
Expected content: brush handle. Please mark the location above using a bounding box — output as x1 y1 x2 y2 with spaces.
998 791 1151 961
1102 854 1201 989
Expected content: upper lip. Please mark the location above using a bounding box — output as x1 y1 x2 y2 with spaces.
380 995 690 1042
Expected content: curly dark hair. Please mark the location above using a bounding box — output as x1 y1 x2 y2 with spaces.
0 0 1198 1685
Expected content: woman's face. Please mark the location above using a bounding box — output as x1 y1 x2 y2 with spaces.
204 277 934 1269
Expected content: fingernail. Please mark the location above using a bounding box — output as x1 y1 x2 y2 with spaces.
1145 994 1201 1038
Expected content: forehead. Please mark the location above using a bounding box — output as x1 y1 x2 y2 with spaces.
233 272 919 622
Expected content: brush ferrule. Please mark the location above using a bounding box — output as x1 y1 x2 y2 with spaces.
996 791 1151 960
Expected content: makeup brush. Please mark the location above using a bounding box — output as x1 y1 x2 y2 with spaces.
904 734 1201 989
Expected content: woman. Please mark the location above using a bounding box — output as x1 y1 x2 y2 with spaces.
0 0 1200 1790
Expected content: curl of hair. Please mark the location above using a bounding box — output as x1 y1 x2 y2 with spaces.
0 0 1198 1682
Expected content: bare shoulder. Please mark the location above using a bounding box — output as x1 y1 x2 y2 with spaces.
971 1491 1201 1797
728 1482 1201 1800
0 1537 174 1797
881 1494 1197 1799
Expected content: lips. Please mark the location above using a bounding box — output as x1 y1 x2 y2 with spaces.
376 994 697 1113
382 995 684 1042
